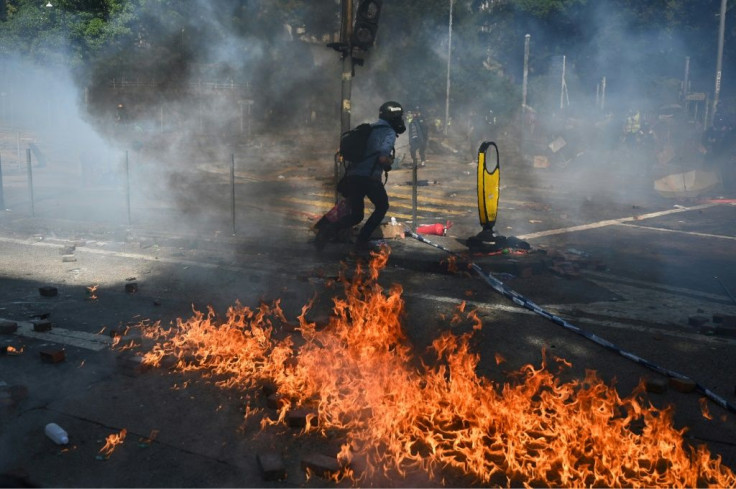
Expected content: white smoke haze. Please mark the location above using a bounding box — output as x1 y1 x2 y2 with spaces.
0 1 732 248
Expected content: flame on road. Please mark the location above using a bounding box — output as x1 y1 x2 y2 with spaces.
136 249 735 487
99 428 127 458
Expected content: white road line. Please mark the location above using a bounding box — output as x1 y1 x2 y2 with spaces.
616 222 736 241
582 270 735 303
518 203 717 240
404 293 736 346
6 319 112 351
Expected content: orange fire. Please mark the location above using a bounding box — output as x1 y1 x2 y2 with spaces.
99 428 127 458
86 285 98 301
135 248 735 487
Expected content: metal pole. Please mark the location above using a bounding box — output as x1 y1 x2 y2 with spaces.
522 34 530 109
560 55 566 110
0 154 5 209
125 150 131 225
26 148 34 217
601 76 606 111
682 56 690 100
231 154 236 236
412 164 418 231
337 0 353 202
443 0 453 136
711 0 727 127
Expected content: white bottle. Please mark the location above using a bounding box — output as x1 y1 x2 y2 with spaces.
45 423 69 445
390 217 397 226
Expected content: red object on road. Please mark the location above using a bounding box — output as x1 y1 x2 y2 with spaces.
416 222 451 236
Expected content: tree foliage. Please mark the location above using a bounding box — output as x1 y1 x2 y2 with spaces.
0 0 734 125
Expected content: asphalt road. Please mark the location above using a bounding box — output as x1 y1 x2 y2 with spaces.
1 128 736 487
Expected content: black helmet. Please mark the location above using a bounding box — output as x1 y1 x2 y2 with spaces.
379 101 406 134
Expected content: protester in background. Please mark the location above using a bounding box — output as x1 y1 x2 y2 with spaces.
407 106 429 168
315 101 406 251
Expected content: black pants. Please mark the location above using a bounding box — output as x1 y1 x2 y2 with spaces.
337 176 389 242
410 142 426 164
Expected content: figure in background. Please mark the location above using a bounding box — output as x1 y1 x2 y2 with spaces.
407 106 429 167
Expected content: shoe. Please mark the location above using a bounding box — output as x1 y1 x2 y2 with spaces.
420 161 426 167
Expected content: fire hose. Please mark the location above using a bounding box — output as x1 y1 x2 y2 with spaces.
404 228 736 415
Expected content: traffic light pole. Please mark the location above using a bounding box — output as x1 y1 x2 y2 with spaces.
335 0 353 202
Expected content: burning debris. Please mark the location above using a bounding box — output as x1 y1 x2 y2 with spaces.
123 250 735 486
97 428 127 460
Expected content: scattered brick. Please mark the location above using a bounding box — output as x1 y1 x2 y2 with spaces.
158 354 179 370
669 377 697 393
117 353 151 376
257 452 287 481
40 349 66 364
300 453 343 479
0 320 18 335
713 325 736 337
267 393 289 410
109 327 127 338
645 377 668 394
287 408 318 429
38 286 58 297
688 315 709 327
31 320 52 332
61 255 77 263
125 283 138 294
713 314 736 328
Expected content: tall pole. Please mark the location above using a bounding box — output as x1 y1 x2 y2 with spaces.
337 0 353 202
682 56 691 100
560 55 566 110
340 0 353 135
444 0 453 136
522 34 530 109
711 0 727 127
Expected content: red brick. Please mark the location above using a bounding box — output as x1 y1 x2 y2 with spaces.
713 314 736 327
300 453 344 479
287 408 318 429
267 393 289 410
669 377 697 393
117 353 151 376
688 315 709 327
0 320 18 334
645 377 668 394
38 286 58 297
40 349 66 363
257 452 286 481
31 319 52 332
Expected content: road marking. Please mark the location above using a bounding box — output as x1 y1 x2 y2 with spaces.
5 319 112 351
518 203 718 240
404 293 736 346
582 270 736 303
616 222 736 241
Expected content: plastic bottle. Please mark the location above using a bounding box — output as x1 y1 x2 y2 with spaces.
390 217 397 226
45 423 69 445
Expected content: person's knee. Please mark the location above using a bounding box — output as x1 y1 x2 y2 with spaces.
376 201 389 215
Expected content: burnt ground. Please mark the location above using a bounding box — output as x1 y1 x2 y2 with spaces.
1 123 736 487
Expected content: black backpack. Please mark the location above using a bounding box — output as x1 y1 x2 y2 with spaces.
339 123 374 164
